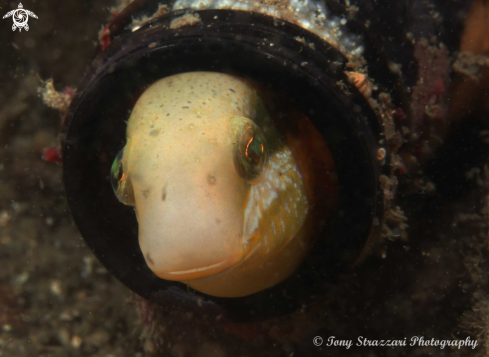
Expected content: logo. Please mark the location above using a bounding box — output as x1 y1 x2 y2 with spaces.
3 3 38 32
313 336 323 346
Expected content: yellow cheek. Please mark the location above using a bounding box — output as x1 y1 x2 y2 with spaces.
186 146 310 297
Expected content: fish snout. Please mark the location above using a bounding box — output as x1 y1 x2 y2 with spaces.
135 172 247 282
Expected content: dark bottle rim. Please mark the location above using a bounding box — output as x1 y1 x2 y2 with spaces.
63 8 389 322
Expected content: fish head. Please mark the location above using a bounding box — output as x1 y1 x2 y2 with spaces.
111 72 270 283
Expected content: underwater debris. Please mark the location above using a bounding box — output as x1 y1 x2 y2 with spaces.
131 4 169 30
98 24 111 50
335 79 351 96
37 79 74 114
380 174 408 242
345 71 372 99
377 93 396 142
42 147 63 164
410 38 450 131
169 12 201 29
458 163 489 355
453 52 489 82
293 36 306 45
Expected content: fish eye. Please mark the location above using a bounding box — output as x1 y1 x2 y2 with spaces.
233 119 268 183
110 148 134 205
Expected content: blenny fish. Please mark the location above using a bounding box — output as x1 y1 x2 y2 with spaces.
110 72 337 297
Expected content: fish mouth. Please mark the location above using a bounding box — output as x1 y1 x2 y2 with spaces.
156 257 239 281
153 237 263 282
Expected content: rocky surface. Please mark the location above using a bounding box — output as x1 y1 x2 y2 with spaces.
0 1 142 356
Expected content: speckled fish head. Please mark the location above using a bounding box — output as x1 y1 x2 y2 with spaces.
111 72 309 297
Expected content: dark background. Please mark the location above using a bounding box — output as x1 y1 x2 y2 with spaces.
0 0 143 356
0 0 488 356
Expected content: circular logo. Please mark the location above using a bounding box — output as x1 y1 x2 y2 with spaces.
313 336 323 346
13 9 28 27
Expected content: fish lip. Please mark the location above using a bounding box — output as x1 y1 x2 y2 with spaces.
156 257 238 281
